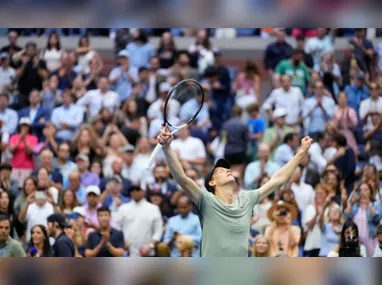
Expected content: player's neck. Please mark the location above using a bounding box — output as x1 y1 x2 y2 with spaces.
215 186 235 204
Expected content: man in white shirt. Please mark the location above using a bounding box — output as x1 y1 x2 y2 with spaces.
359 81 382 131
0 52 15 94
263 74 304 130
115 185 163 256
77 76 120 118
274 133 300 167
171 126 206 168
0 93 17 134
305 28 334 68
290 165 315 213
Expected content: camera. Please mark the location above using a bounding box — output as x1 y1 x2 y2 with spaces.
339 231 361 257
278 210 288 216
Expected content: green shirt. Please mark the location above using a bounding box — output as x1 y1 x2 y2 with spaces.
0 236 26 257
275 59 310 94
262 126 294 159
195 189 260 257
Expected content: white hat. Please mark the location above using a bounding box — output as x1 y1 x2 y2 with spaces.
19 117 32 126
72 206 86 217
86 185 101 196
273 108 288 119
118 50 130 58
159 82 171 93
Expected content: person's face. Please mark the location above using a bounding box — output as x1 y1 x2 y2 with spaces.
177 198 192 217
26 45 37 57
130 189 145 202
377 233 382 249
29 91 41 106
371 113 381 126
97 211 110 229
197 29 207 42
281 76 291 89
356 78 364 88
369 83 379 99
31 226 45 245
41 152 53 168
24 178 36 195
291 168 302 183
355 29 366 39
68 51 77 66
79 130 91 145
154 166 166 180
178 54 189 66
296 39 305 49
80 37 89 47
344 227 355 240
315 82 325 96
150 194 163 206
291 134 300 149
0 220 11 242
274 207 290 224
162 32 172 45
139 70 148 81
359 183 371 200
300 154 310 167
20 124 30 135
90 162 102 176
64 191 74 206
109 181 122 195
255 238 269 255
178 127 190 140
329 208 341 222
62 91 73 106
61 52 70 66
325 173 338 188
109 135 121 150
58 144 70 160
0 95 9 109
293 52 304 63
64 227 74 239
112 159 123 174
281 190 294 203
121 152 134 165
128 101 138 114
98 78 109 91
209 167 235 190
337 93 348 107
138 138 150 153
0 169 11 179
276 29 286 42
315 187 327 204
257 145 270 161
119 56 128 66
69 174 80 189
50 75 59 89
86 193 99 207
150 57 160 71
49 34 58 46
76 159 89 171
8 32 18 45
37 169 50 187
275 116 286 126
47 222 55 237
317 28 327 39
0 193 9 209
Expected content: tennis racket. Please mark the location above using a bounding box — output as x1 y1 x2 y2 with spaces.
146 79 205 169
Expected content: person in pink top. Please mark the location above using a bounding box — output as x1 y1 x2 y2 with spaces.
8 117 38 184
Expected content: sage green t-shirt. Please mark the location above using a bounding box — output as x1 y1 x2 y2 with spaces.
194 189 260 257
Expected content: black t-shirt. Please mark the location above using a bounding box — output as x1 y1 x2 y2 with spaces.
86 228 125 257
52 232 75 257
0 45 22 68
15 57 47 96
157 47 176 69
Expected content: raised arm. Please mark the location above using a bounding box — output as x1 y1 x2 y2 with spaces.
158 127 201 203
257 137 313 200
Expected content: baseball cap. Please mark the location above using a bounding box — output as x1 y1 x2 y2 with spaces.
86 185 101 196
129 185 142 193
120 144 135 153
273 108 288 119
159 82 171 93
110 176 122 184
213 48 222 56
47 213 71 228
118 50 130 58
19 117 32 126
0 52 8 59
356 71 365 80
0 162 12 171
204 159 231 193
75 153 89 162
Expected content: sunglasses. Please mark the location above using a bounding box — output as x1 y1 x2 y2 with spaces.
369 87 378 91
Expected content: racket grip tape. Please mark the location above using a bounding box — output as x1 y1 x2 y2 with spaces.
146 143 164 170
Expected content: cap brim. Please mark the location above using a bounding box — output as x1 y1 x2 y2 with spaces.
204 159 231 192
267 202 298 222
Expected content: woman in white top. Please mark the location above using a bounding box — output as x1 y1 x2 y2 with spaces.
188 29 215 75
76 36 103 75
41 31 63 72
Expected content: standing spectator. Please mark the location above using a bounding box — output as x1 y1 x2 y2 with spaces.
213 49 231 92
115 185 163 257
295 34 314 71
146 165 178 203
359 81 382 132
47 213 75 257
300 153 320 188
263 28 293 74
133 137 152 168
251 235 271 257
75 154 100 188
126 29 154 69
331 92 359 156
83 57 104 91
117 99 148 139
315 52 342 99
274 49 310 94
85 207 125 257
18 89 50 141
220 106 249 177
163 195 202 257
59 189 79 215
0 215 25 257
41 74 62 113
263 75 304 132
290 166 315 213
76 36 103 75
157 31 177 70
318 206 343 257
27 225 51 257
244 143 280 190
109 50 138 103
303 80 335 138
51 89 84 143
322 167 348 208
274 133 300 167
0 52 16 94
41 31 63 72
0 191 18 239
0 31 22 68
344 71 370 114
233 59 261 108
100 176 130 216
305 28 334 68
168 51 198 81
67 171 87 206
15 42 48 108
0 93 18 134
341 44 368 87
188 29 215 74
56 142 77 189
71 76 87 99
71 126 102 164
51 51 77 90
9 118 38 184
0 163 18 199
307 132 332 175
81 185 102 229
247 103 265 162
349 28 374 73
364 113 382 142
77 76 120 118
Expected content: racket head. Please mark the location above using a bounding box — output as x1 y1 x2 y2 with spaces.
163 79 205 129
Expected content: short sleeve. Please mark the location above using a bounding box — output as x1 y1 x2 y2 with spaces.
85 233 96 250
195 189 213 214
244 190 260 208
9 135 18 146
274 61 283 74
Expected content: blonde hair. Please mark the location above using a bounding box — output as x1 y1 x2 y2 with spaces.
179 235 194 252
252 235 271 257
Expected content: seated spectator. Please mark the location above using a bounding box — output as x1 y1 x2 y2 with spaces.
41 31 63 73
295 34 314 71
56 142 77 189
36 167 60 207
81 185 102 229
100 176 129 213
0 93 18 134
0 162 19 199
244 143 280 190
9 117 38 184
322 166 348 208
75 153 100 188
50 51 77 90
290 165 315 213
41 74 62 113
274 133 300 167
147 165 178 202
59 189 79 216
349 28 374 73
263 75 304 132
303 80 335 138
0 52 16 94
67 171 87 205
344 71 370 114
341 44 368 87
117 99 148 138
157 31 177 70
168 51 198 81
274 49 310 94
262 108 294 157
27 225 51 257
314 51 341 99
247 103 265 162
51 89 84 143
359 81 382 132
305 28 334 68
71 125 103 164
33 149 63 191
126 29 154 69
251 235 271 257
76 36 103 75
364 113 382 142
233 59 261 109
345 182 382 257
318 206 343 257
251 175 273 236
265 201 301 257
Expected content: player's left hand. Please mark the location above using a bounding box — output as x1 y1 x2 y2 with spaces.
300 136 313 153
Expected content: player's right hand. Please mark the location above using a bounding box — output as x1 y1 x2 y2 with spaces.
157 125 173 148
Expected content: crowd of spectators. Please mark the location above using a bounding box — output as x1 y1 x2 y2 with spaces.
0 28 381 257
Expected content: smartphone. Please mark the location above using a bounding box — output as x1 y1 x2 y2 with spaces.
278 210 288 216
35 191 47 200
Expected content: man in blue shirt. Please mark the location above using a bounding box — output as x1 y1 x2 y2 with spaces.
263 28 293 72
100 176 129 209
344 71 370 114
163 195 202 257
0 93 18 134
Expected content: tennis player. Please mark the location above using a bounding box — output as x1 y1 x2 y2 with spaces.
158 127 313 257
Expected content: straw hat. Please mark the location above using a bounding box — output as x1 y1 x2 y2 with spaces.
267 201 298 222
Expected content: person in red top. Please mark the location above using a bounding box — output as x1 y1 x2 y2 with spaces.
9 117 38 185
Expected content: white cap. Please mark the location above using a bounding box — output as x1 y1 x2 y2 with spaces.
19 117 32 126
86 185 101 196
159 82 171 93
118 50 130 58
273 108 288 119
72 206 86 217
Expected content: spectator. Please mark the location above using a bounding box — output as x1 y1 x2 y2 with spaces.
71 125 102 164
50 51 78 91
341 44 368 87
175 234 194 257
0 93 18 134
364 113 382 142
99 176 130 213
13 176 37 220
67 206 91 256
305 28 334 68
101 139 129 181
47 213 75 257
233 59 261 108
262 108 293 157
263 28 293 73
290 165 315 213
344 71 370 114
299 153 320 189
345 182 382 256
265 201 301 257
0 215 26 257
67 171 87 205
274 49 310 94
133 137 152 168
36 167 60 206
147 191 173 222
276 187 302 227
332 91 359 156
81 185 102 229
125 29 154 69
119 144 146 186
0 52 16 94
220 106 249 177
359 81 382 132
147 165 178 202
295 34 314 71
188 29 215 74
0 191 19 239
318 206 343 257
147 82 173 122
374 225 382 257
303 80 335 138
83 56 104 91
115 185 163 257
18 89 50 141
34 149 62 189
77 76 120 118
274 133 300 167
71 76 87 99
307 132 332 174
56 143 77 189
59 189 79 215
263 75 304 132
85 207 125 257
251 235 271 257
213 49 231 93
117 99 148 138
247 103 265 162
322 166 348 208
27 225 51 257
0 163 18 199
315 51 342 99
15 41 48 108
349 28 374 73
76 36 103 75
0 31 22 68
41 74 62 113
157 31 177 70
41 31 63 72
244 143 280 190
168 51 198 81
9 118 38 184
75 154 100 188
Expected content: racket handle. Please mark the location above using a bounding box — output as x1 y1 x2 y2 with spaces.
146 143 163 170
